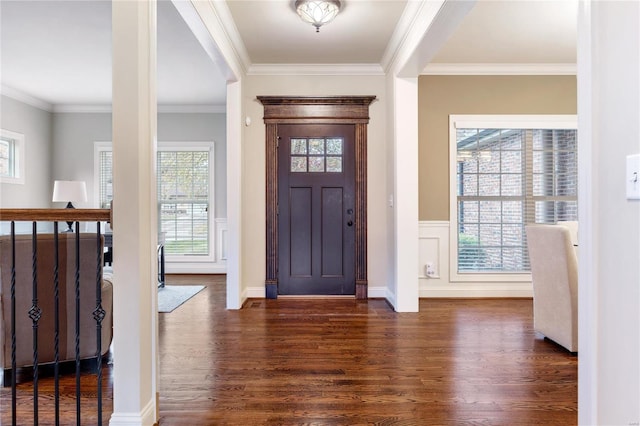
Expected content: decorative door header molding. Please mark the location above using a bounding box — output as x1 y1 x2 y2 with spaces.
257 96 376 124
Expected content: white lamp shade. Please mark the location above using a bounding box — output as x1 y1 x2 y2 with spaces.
52 180 88 203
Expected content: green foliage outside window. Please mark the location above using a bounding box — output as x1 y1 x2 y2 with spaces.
458 233 488 271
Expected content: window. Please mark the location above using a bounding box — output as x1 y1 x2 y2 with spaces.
97 148 112 208
0 129 25 184
449 115 578 281
290 137 343 172
157 150 210 256
95 142 214 261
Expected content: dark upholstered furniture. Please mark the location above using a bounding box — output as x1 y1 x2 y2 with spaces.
0 233 113 384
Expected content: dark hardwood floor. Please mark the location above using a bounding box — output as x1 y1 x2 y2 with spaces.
1 274 577 425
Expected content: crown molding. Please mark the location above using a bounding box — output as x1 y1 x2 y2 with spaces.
1 85 53 112
172 0 249 80
53 104 112 113
52 104 227 113
158 104 226 113
421 63 578 75
247 63 385 76
1 87 225 113
209 0 252 73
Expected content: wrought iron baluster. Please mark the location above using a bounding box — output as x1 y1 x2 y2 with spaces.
29 222 42 425
74 222 81 425
0 209 112 424
53 223 61 425
94 222 106 426
10 221 17 426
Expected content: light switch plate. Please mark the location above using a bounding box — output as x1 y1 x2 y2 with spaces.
626 154 640 200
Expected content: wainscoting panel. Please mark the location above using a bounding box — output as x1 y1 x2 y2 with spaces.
419 221 533 298
216 218 228 261
247 221 532 300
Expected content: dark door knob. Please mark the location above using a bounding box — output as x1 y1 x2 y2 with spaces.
347 220 353 227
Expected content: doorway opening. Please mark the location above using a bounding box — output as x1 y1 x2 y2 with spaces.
258 96 375 299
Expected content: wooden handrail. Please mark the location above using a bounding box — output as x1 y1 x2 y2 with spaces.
0 208 111 223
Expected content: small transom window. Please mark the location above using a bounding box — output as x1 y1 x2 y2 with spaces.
290 137 343 173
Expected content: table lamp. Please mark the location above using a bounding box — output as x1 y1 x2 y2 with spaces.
52 180 88 232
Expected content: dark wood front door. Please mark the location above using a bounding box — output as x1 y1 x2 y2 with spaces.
278 124 355 295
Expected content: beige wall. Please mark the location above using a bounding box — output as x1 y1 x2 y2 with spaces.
418 75 577 220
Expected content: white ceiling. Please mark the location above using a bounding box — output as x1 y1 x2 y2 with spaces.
0 0 227 108
431 0 577 64
226 0 408 64
0 0 577 110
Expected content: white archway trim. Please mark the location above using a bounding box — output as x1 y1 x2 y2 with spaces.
177 0 246 309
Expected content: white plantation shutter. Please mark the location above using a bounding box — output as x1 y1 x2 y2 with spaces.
0 138 13 177
531 130 578 223
98 150 113 209
455 124 577 273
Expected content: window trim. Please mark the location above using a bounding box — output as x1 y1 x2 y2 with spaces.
0 129 25 184
448 114 578 283
94 141 215 263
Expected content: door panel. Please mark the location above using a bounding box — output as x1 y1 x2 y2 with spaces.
289 187 312 277
278 124 355 295
321 187 343 277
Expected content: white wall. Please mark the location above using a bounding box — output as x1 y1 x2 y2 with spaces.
51 113 112 208
0 95 52 208
51 112 227 217
578 1 640 424
242 74 389 298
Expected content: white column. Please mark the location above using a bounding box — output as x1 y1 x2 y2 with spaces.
382 1 473 312
226 80 243 309
576 1 597 424
110 1 158 425
392 76 420 312
578 1 640 424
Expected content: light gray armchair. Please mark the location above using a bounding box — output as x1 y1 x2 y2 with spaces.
525 224 578 352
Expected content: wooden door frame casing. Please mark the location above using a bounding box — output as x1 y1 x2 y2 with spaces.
258 96 376 299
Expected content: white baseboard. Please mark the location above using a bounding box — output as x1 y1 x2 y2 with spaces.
242 284 532 301
419 283 533 298
109 398 156 426
243 285 391 301
245 286 265 298
367 286 388 299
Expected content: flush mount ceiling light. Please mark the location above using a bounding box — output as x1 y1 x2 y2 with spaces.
295 0 341 33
